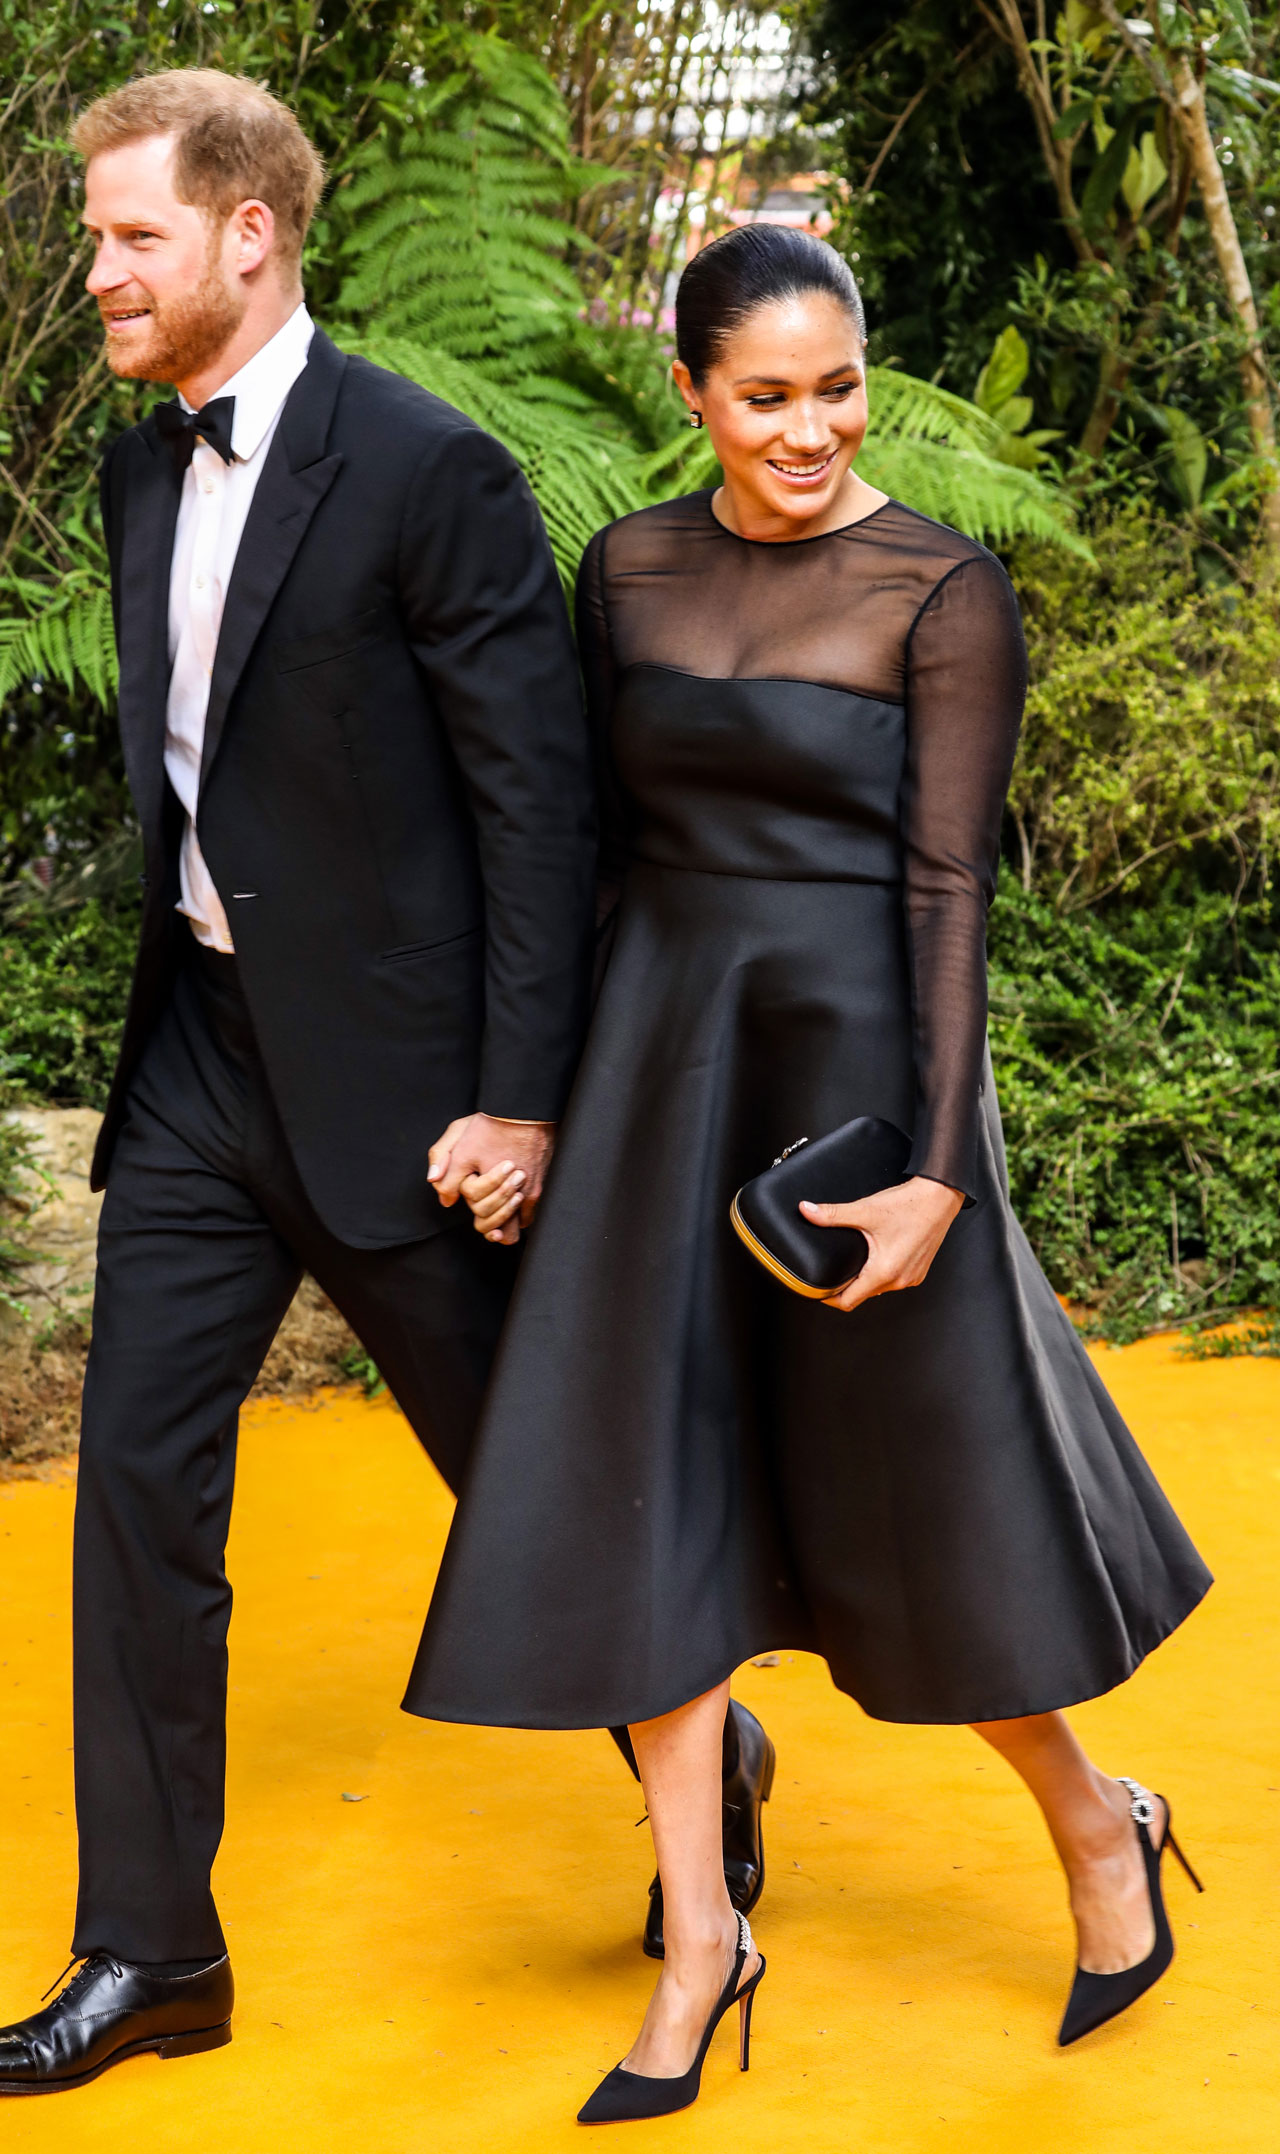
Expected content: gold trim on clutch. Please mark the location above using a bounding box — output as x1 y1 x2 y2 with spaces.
729 1193 834 1299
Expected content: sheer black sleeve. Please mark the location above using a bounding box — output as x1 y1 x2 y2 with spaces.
901 553 1027 1202
574 528 632 934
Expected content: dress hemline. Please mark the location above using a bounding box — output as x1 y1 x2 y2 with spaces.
402 1570 1211 1735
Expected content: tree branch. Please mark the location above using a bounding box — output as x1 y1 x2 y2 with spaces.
858 37 984 201
977 0 1093 260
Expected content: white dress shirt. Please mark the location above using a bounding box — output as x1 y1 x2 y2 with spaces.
166 303 315 951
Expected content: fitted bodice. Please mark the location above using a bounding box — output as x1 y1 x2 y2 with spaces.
613 667 905 882
575 490 1029 1202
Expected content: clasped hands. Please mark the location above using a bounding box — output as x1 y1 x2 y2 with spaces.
428 1112 556 1245
800 1175 964 1311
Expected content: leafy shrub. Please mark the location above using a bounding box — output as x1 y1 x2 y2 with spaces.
0 1113 49 1314
0 891 140 1109
1011 508 1280 910
989 884 1280 1340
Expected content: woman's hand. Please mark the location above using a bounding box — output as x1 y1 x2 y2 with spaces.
799 1175 964 1313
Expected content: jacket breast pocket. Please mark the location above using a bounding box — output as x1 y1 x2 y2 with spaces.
377 926 481 967
274 607 382 674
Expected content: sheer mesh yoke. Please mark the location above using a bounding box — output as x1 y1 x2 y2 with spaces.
574 492 1028 1199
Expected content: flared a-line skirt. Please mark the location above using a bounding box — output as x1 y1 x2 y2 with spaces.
406 865 1211 1729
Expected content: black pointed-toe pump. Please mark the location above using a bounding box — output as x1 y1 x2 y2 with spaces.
1058 1774 1203 2048
578 1911 765 2125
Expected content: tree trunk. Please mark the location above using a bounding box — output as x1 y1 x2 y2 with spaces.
1079 345 1135 461
986 0 1093 263
1169 51 1280 569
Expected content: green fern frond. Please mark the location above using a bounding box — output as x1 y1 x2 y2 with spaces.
858 437 1093 557
867 369 1005 451
335 31 600 376
0 577 116 710
343 332 649 589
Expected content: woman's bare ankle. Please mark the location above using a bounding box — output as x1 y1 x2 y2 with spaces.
1057 1772 1137 1873
662 1905 738 1970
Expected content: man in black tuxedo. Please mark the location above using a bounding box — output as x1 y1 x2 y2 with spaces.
0 68 773 2096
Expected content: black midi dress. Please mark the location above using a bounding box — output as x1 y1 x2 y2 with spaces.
405 493 1211 1730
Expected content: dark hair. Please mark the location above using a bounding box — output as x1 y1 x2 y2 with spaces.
675 224 866 386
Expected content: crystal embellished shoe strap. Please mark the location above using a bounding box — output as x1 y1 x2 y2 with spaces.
735 1910 754 1961
1117 1774 1158 1826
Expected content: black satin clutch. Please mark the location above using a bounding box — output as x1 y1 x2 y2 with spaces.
730 1116 912 1297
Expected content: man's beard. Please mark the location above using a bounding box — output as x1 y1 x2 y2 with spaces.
102 242 247 386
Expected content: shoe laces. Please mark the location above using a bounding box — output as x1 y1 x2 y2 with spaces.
40 1953 123 2005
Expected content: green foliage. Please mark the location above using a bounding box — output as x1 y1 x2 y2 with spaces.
804 1 1057 388
804 0 1280 531
858 367 1081 547
989 884 1280 1342
972 326 1063 470
996 505 1280 1342
1011 507 1280 907
0 576 117 712
0 1114 49 1315
339 332 649 587
1179 1312 1280 1358
1172 1301 1275 1352
336 33 592 376
338 1344 388 1398
857 429 1085 556
0 888 141 1110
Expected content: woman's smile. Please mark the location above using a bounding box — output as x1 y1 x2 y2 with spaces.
765 449 839 486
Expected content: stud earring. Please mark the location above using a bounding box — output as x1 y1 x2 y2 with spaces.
689 411 704 430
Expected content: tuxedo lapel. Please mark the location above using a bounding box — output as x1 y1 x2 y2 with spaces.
199 330 347 788
114 426 181 848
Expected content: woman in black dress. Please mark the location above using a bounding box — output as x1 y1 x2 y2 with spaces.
405 227 1211 2120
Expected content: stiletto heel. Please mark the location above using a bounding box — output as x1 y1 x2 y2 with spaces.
1058 1775 1203 2047
739 1984 755 2071
1163 1824 1204 1894
578 1911 766 2123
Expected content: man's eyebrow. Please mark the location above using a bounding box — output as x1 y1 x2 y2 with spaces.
80 213 166 229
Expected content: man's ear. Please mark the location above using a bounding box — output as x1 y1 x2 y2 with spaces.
229 198 275 280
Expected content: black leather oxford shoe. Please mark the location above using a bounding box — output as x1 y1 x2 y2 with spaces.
0 1954 233 2094
643 1700 776 1959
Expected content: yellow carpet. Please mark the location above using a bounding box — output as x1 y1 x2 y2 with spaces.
1 1336 1276 2154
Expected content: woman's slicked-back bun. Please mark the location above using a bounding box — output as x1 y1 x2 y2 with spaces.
675 224 866 387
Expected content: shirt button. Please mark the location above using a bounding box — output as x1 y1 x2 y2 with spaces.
194 575 206 590
201 481 215 495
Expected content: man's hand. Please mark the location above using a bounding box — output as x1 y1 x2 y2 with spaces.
427 1113 556 1245
798 1175 964 1313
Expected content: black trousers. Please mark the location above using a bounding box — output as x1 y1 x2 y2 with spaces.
72 944 520 1962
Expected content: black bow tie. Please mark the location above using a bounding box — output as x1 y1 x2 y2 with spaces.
155 396 236 473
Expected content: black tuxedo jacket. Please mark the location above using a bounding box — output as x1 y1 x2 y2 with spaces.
94 327 596 1246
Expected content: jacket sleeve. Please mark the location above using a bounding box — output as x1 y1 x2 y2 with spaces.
398 422 597 1122
900 551 1027 1202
